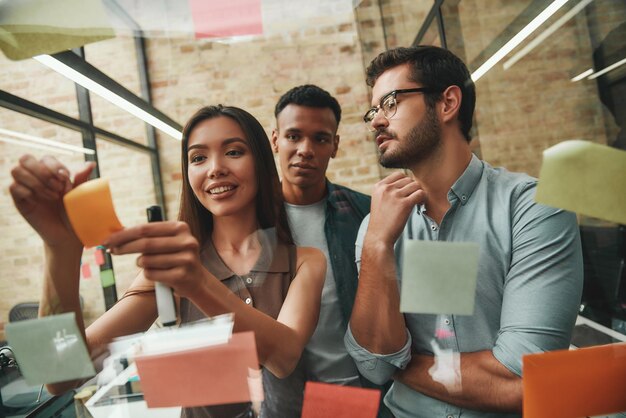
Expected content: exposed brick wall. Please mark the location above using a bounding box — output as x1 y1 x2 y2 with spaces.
0 0 623 333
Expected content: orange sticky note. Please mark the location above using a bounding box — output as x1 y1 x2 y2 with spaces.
523 343 626 418
63 178 123 248
135 331 259 408
301 382 381 418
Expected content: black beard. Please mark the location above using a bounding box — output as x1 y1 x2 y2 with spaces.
379 106 441 169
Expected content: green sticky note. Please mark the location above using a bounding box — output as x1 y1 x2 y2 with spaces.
535 140 626 225
99 269 115 288
5 312 95 385
400 240 479 315
0 0 114 60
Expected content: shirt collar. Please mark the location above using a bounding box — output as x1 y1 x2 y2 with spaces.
201 228 290 281
414 154 483 215
449 154 484 206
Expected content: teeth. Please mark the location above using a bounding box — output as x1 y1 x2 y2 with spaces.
209 185 235 194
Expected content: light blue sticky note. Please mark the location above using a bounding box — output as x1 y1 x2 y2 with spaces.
400 240 479 315
5 312 95 385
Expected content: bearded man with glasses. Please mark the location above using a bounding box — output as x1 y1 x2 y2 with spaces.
345 45 583 417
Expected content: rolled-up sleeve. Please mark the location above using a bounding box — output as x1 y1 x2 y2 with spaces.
493 182 583 376
344 324 412 385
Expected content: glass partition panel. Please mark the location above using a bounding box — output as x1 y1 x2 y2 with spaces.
444 0 626 336
0 53 79 119
0 109 87 332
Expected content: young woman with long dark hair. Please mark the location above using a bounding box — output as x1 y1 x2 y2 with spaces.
9 105 325 417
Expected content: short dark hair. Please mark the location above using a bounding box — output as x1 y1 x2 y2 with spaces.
366 46 476 142
179 105 293 246
274 84 342 126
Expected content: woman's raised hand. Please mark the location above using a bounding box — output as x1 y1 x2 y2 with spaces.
9 154 95 248
103 221 207 298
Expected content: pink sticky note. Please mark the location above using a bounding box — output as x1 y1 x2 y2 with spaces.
435 328 455 339
189 0 263 38
135 332 259 408
301 382 380 418
94 248 105 266
81 263 92 279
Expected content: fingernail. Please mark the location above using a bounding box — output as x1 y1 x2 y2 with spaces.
57 168 69 178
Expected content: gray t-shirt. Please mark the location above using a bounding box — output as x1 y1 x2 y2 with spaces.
285 199 361 386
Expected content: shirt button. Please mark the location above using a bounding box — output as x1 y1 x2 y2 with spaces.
461 195 467 201
447 415 455 418
444 318 450 325
245 297 252 305
245 277 253 284
430 224 437 231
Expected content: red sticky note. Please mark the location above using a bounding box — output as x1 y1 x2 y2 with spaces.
301 382 380 418
81 263 92 279
523 343 626 418
94 248 105 266
189 0 263 38
135 332 259 408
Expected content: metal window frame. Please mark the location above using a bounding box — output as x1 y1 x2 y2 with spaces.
412 0 447 48
0 5 177 216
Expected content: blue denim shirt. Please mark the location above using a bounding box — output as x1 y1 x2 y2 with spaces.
345 155 584 418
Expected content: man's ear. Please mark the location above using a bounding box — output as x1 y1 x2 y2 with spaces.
271 129 279 153
439 85 462 124
331 135 340 158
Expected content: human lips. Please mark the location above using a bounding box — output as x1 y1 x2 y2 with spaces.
290 162 316 170
376 133 394 148
205 182 237 195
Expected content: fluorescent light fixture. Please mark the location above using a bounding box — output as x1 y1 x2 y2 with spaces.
34 54 183 140
571 68 594 82
0 127 95 155
588 57 626 80
471 0 572 82
0 136 73 156
503 0 594 70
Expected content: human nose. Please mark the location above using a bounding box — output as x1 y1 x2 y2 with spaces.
296 138 314 159
207 156 228 178
370 107 388 132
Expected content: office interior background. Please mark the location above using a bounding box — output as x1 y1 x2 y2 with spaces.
0 0 624 340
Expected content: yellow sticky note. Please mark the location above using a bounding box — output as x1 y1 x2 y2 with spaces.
63 178 123 248
535 140 626 225
0 0 114 60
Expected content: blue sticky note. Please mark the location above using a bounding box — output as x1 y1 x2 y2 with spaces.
5 312 95 385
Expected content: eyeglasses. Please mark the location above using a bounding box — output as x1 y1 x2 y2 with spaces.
363 88 437 130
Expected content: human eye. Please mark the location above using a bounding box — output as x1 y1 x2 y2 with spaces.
317 135 331 143
225 148 244 157
189 153 205 164
285 132 300 141
382 94 397 114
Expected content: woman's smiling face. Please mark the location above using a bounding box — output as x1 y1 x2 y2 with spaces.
187 116 258 219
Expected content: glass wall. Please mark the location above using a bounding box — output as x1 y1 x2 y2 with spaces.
429 0 626 337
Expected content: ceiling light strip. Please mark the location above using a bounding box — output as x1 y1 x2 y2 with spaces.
587 57 626 80
0 127 95 155
471 0 572 82
503 0 594 70
34 55 183 140
0 136 74 156
571 68 594 82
